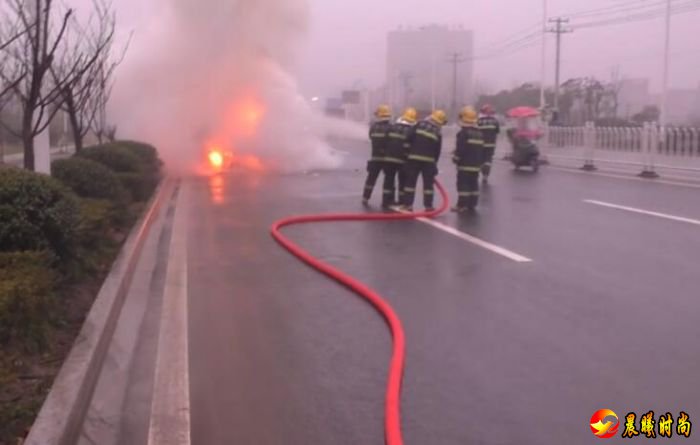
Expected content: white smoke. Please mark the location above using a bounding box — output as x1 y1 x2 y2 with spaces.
111 0 353 174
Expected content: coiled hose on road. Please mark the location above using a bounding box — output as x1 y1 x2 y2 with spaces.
270 180 449 445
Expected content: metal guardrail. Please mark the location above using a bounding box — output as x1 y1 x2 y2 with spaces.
544 123 700 177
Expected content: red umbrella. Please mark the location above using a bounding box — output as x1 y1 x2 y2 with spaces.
507 106 540 118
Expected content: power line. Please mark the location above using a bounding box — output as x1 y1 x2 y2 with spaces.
382 0 700 106
572 0 700 29
473 1 664 57
473 31 542 60
477 24 542 52
470 0 698 62
565 0 669 19
474 36 542 61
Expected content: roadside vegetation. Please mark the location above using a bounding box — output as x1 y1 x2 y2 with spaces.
0 141 162 444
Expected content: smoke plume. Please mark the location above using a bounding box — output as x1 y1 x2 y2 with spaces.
111 0 351 174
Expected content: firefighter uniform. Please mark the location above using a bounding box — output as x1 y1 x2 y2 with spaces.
453 107 484 212
363 105 392 204
401 110 447 211
382 108 417 208
478 105 500 182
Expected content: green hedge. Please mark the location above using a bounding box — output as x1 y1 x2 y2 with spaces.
116 141 163 172
75 142 161 202
0 251 56 346
52 157 127 202
0 167 80 259
76 199 115 250
0 141 162 344
76 145 142 173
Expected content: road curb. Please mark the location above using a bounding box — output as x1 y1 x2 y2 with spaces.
24 178 176 445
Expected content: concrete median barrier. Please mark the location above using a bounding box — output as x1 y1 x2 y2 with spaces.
23 178 176 445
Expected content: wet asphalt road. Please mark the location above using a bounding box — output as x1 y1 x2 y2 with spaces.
183 142 700 445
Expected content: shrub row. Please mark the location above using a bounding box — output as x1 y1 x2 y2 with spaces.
0 141 162 348
0 167 80 260
0 251 56 347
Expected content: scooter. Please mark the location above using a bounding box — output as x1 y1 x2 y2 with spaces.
510 136 540 172
505 106 544 173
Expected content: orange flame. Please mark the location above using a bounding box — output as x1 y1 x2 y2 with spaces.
208 149 225 169
199 92 268 176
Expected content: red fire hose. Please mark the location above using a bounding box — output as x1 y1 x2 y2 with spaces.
270 180 449 445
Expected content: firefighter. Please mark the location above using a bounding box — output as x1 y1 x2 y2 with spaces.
452 106 484 213
382 107 417 209
477 104 500 184
401 109 447 212
363 105 392 205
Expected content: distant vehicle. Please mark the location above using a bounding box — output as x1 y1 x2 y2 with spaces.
506 106 542 172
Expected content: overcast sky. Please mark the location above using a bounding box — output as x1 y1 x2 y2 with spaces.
107 0 700 98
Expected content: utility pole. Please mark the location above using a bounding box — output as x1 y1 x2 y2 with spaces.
660 0 671 129
548 17 572 114
540 0 548 112
447 52 467 119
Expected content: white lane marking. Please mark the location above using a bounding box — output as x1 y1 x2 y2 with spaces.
148 185 191 445
391 207 532 262
417 217 533 263
585 199 700 227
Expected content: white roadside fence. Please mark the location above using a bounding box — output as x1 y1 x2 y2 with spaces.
540 122 700 178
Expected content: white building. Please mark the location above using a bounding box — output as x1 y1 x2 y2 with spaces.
386 24 474 118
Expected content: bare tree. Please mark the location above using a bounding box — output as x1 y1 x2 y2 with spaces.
51 0 119 152
0 0 73 170
90 37 128 145
0 15 27 109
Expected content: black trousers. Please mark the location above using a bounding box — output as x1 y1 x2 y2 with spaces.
363 160 384 201
481 146 496 177
402 160 437 208
382 162 405 207
457 170 480 209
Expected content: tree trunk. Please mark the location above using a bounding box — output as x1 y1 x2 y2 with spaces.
66 96 83 152
22 111 35 171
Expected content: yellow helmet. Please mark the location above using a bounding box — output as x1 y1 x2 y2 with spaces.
459 106 478 125
401 107 418 124
375 104 392 119
430 109 448 126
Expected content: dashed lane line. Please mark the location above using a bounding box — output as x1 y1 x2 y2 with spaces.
584 199 700 227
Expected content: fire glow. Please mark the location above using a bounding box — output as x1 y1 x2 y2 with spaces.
225 96 265 140
202 94 269 175
208 149 225 169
